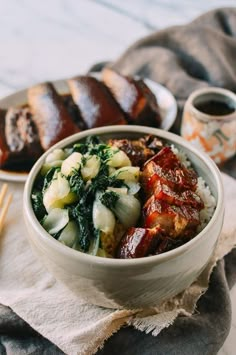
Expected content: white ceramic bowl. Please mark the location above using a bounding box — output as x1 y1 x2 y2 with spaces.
23 126 224 309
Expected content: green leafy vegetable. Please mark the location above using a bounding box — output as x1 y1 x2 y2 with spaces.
31 190 47 220
69 203 93 252
72 136 103 155
73 136 113 163
100 191 119 210
33 135 141 255
58 221 79 248
42 167 58 193
90 164 126 193
42 208 69 235
87 228 100 255
69 172 85 195
72 143 88 155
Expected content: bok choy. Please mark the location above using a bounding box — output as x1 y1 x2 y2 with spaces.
31 135 142 258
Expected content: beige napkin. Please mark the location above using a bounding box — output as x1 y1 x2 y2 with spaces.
0 172 235 355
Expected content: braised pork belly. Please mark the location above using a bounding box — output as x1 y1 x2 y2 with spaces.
68 76 127 128
108 135 163 166
115 139 204 259
102 67 162 127
0 72 163 171
116 226 164 259
142 147 198 194
28 83 79 150
0 108 43 170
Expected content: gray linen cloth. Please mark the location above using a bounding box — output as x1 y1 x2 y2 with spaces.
1 7 236 355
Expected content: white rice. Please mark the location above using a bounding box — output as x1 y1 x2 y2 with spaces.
171 144 191 168
196 177 216 232
171 145 216 232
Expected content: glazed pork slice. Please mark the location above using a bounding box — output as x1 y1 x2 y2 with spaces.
67 76 127 128
116 226 165 259
116 225 184 258
142 147 198 195
151 180 203 209
28 83 79 150
0 108 43 170
62 94 87 130
102 67 162 127
143 197 201 238
141 147 202 238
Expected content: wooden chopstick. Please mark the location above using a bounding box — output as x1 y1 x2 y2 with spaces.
0 183 8 208
0 184 13 232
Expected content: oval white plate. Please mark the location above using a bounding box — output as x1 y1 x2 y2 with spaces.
0 77 177 182
144 78 177 130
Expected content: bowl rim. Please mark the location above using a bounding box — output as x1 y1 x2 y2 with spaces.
23 125 224 268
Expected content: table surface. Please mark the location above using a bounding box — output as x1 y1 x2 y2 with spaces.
0 1 235 354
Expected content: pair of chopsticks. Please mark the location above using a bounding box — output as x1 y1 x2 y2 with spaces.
0 183 12 232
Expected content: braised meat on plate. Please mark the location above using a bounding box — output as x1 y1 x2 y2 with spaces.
0 69 162 172
0 107 43 170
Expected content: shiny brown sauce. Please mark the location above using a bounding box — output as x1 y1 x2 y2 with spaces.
194 100 235 116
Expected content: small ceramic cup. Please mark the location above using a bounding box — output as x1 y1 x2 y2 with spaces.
181 87 236 164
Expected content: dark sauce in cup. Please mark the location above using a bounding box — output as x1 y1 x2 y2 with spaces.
194 100 235 116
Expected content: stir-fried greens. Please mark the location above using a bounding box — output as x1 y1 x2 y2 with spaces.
32 135 141 257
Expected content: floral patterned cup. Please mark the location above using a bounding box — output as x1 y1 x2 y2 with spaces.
181 87 236 164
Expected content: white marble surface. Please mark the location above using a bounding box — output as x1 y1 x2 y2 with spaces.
0 0 235 354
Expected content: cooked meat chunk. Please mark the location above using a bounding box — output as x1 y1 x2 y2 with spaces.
0 108 43 170
108 135 163 166
141 147 202 239
142 147 198 194
143 197 201 238
155 236 186 254
116 226 164 259
28 83 79 150
150 180 203 209
0 109 8 167
102 68 162 127
117 142 204 258
68 76 127 128
109 138 155 166
62 94 86 130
